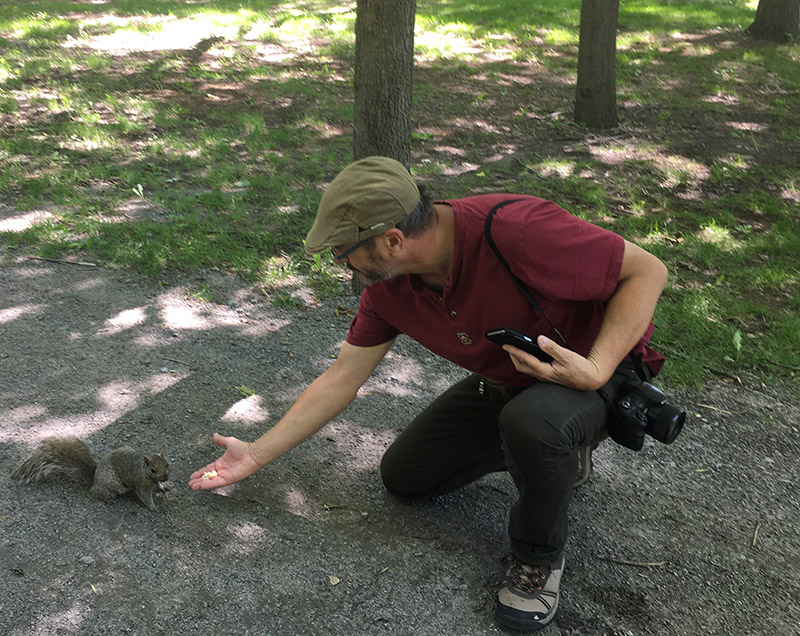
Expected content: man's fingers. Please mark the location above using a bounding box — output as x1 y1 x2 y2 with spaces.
191 476 225 490
188 466 227 490
536 335 557 355
212 432 228 447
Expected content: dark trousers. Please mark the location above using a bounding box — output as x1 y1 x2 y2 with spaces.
380 366 646 566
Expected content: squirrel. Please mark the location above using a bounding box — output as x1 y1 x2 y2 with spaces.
12 437 169 510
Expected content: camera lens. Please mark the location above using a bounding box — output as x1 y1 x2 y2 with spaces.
647 404 686 444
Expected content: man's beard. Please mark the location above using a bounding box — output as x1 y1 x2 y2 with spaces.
349 250 395 285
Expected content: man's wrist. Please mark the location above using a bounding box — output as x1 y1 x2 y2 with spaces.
247 440 270 468
586 352 616 390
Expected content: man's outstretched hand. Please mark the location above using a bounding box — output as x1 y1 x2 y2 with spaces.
188 433 262 490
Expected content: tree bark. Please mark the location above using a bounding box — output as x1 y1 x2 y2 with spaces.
746 0 800 42
351 0 416 295
574 0 620 130
354 0 416 166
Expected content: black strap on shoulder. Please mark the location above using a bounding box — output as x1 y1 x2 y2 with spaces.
484 197 649 402
484 199 568 346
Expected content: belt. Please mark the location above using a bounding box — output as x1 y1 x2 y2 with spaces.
478 377 522 400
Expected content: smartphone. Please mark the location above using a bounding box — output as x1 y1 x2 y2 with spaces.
485 327 554 363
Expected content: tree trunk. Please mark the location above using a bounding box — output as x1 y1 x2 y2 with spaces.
354 0 416 166
574 0 620 130
746 0 800 42
351 0 416 295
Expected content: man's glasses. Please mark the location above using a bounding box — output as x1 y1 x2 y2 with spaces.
331 221 396 262
331 236 371 262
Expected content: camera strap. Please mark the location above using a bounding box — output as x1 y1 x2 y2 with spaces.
483 198 647 400
484 199 569 348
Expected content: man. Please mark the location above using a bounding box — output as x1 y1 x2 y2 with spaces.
189 156 668 632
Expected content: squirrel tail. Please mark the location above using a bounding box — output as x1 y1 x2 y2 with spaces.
12 437 98 484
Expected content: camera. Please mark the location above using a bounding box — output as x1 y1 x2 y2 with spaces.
607 379 686 451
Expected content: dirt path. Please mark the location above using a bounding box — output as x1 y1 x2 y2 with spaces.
1 258 798 635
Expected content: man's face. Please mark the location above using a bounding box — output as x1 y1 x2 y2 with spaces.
332 239 395 286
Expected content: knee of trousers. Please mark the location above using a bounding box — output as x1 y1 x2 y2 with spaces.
379 447 434 499
498 398 574 455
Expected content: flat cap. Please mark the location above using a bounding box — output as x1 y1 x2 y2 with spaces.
305 156 420 255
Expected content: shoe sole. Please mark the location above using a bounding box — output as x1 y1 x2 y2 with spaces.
494 594 559 632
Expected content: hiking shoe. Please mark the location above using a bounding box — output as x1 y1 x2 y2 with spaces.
495 554 564 632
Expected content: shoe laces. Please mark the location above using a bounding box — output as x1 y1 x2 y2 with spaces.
503 555 549 595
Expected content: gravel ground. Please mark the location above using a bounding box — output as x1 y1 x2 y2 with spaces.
1 258 798 636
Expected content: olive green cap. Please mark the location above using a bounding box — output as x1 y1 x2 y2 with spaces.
304 156 420 255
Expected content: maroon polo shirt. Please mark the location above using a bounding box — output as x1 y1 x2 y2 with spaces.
346 194 664 385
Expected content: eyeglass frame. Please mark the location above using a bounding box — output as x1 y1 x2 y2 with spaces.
329 199 424 262
331 222 393 262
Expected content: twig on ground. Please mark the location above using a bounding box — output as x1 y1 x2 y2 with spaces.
26 256 98 267
164 357 193 367
597 556 667 568
760 359 800 372
752 523 761 548
697 403 733 415
323 503 354 511
702 365 743 382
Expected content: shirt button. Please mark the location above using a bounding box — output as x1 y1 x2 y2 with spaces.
450 311 457 318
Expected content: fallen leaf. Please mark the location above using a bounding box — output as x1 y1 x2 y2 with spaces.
234 385 255 398
329 576 340 586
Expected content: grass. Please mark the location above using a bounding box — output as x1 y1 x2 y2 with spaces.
0 0 798 391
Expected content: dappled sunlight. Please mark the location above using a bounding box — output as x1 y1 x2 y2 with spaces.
284 484 313 519
148 369 188 395
74 277 106 292
158 289 248 331
97 380 142 412
728 121 768 132
2 405 48 428
26 603 88 636
224 520 273 555
420 157 480 177
65 15 239 54
528 159 577 179
101 307 148 335
55 5 357 62
704 92 740 106
324 420 396 473
698 223 742 251
221 395 270 425
0 303 45 324
241 316 291 338
1 411 109 445
588 140 711 188
161 303 214 330
1 370 187 445
416 29 486 62
0 209 54 232
360 355 424 398
781 186 799 203
248 41 294 63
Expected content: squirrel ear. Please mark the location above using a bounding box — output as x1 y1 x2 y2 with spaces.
143 455 152 465
159 448 165 458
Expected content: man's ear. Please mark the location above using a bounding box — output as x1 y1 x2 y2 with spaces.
382 228 404 255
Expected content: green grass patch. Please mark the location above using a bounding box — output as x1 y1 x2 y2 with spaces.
1 0 798 390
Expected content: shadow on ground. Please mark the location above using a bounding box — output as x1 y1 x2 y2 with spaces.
1 258 798 635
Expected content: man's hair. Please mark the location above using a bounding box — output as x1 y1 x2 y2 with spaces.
361 183 436 252
396 183 436 238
